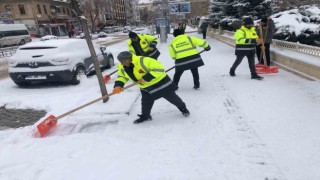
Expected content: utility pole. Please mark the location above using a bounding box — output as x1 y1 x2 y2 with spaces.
70 0 109 103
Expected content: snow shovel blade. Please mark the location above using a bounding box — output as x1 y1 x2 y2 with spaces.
103 70 117 83
103 75 111 83
37 115 58 137
256 66 278 74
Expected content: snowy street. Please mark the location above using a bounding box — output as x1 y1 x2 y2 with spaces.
0 32 320 180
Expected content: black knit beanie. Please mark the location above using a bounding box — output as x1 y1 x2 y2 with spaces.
129 32 138 38
243 17 254 25
173 29 182 37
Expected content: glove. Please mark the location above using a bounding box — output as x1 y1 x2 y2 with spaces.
137 79 145 84
112 86 122 94
256 38 263 44
204 46 211 51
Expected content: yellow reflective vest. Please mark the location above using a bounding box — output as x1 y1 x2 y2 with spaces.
168 34 209 71
168 34 209 60
234 26 258 55
128 34 159 56
115 55 166 89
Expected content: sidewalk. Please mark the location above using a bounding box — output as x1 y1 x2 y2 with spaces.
0 32 319 180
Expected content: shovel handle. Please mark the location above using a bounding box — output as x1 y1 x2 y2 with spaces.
56 82 138 120
107 69 118 77
55 66 177 120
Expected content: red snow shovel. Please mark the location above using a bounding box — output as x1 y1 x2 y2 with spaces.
255 20 278 74
103 69 117 83
37 65 177 137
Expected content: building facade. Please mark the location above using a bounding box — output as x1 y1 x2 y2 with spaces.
0 0 76 37
139 0 210 24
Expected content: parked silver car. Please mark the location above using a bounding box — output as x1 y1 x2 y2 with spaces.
103 27 114 34
8 39 114 86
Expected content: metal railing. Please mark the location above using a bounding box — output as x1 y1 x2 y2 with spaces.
0 46 19 58
272 39 320 57
209 28 320 58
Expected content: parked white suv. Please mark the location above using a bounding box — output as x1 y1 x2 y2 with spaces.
8 39 114 86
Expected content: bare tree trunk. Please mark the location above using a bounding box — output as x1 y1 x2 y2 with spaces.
71 0 109 103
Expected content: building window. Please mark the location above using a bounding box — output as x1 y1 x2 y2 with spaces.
37 4 42 14
18 4 26 15
5 5 12 13
63 8 65 14
43 5 48 14
67 8 70 15
57 7 60 13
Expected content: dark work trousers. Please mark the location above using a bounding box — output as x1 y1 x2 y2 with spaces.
256 44 271 66
202 31 207 39
230 54 256 75
173 68 200 88
141 91 186 116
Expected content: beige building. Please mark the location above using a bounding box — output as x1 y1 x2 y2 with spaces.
0 0 76 37
139 0 210 24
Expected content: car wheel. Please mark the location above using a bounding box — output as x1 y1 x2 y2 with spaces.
71 66 86 85
19 39 26 45
14 81 30 87
106 56 114 69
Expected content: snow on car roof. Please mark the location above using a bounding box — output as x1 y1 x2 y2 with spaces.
20 39 88 48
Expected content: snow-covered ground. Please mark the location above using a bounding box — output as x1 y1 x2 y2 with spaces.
0 29 320 180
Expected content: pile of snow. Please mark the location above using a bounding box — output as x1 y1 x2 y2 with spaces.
271 5 320 46
40 35 58 41
272 5 320 35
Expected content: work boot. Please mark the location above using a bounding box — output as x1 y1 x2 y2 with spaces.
193 85 199 90
229 69 236 77
179 107 190 117
134 114 152 124
251 74 264 80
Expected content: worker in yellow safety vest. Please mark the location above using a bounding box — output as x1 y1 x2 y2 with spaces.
128 32 161 60
229 17 263 80
168 29 211 90
112 51 190 124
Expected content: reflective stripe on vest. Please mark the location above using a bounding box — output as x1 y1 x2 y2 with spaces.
200 41 207 47
140 57 149 73
238 29 255 45
149 81 172 94
139 57 164 72
148 49 158 56
173 36 197 54
175 57 201 66
235 47 256 50
238 29 246 42
141 35 151 51
119 69 129 81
